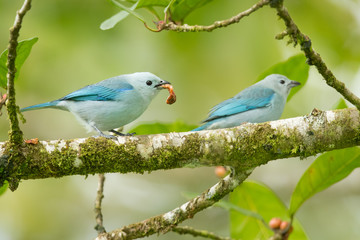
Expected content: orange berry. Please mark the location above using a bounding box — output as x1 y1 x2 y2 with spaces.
215 166 227 178
280 221 290 230
269 218 282 229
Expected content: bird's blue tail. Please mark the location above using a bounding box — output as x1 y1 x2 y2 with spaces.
21 101 59 112
192 126 204 131
191 122 211 131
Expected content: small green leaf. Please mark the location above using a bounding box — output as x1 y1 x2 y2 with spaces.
164 0 175 14
257 54 309 101
101 1 139 30
230 181 308 240
111 0 146 23
129 120 197 135
0 37 38 89
0 181 8 196
333 98 348 110
289 147 360 217
170 0 215 22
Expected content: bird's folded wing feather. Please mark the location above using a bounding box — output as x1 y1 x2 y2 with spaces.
59 83 133 101
204 87 275 122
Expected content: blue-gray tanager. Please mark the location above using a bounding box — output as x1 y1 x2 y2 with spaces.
193 74 300 131
21 72 174 138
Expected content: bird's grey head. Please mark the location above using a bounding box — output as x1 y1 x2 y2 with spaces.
260 74 300 97
126 72 170 100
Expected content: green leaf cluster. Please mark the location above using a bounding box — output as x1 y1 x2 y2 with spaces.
228 147 360 238
229 181 308 240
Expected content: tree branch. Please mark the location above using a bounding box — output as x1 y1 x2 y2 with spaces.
158 0 270 32
6 0 31 144
95 174 106 234
95 170 248 240
3 0 32 191
271 1 360 110
1 108 359 186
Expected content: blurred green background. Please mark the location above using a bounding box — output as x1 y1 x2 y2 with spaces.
1 0 360 239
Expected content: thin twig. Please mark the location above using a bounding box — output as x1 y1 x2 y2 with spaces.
161 0 270 32
95 174 106 234
6 0 31 145
172 226 234 240
272 0 360 110
96 170 250 240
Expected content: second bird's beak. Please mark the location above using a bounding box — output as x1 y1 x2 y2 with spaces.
155 80 171 89
288 80 301 88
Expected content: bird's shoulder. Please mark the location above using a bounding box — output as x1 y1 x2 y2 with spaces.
95 76 134 90
234 85 275 99
59 79 135 102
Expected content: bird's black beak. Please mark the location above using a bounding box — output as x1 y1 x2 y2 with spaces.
155 80 171 89
288 80 301 88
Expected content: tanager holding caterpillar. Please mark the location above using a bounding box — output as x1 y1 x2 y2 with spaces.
21 72 176 138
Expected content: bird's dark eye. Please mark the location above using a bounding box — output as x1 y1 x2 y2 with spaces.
146 80 153 86
280 80 285 84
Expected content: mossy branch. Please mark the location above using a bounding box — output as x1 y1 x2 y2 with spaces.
1 108 359 189
6 0 31 145
4 0 32 191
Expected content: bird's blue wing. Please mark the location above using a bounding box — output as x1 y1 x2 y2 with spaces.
204 88 275 122
59 83 133 101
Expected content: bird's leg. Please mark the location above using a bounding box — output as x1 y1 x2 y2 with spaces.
92 125 117 139
109 129 135 136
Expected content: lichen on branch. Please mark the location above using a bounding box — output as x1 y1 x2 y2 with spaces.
1 108 359 188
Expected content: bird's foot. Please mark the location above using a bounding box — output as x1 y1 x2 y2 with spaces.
92 125 118 139
93 132 117 139
109 129 135 136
